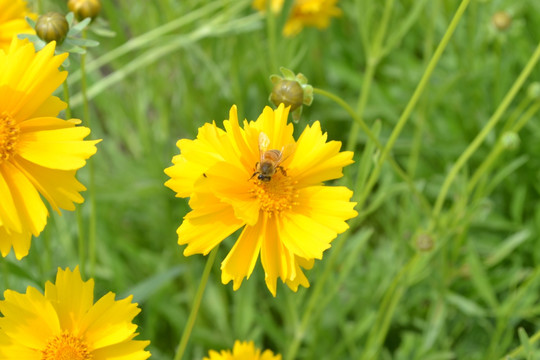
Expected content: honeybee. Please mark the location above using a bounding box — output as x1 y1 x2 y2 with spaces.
250 132 286 182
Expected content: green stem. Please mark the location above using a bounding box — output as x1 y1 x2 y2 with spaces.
356 0 471 211
80 29 97 278
285 231 351 360
346 0 394 153
265 0 278 72
360 254 420 360
67 0 239 86
314 87 431 215
467 102 540 196
63 76 87 275
345 49 376 153
501 331 540 359
173 247 219 360
432 39 540 220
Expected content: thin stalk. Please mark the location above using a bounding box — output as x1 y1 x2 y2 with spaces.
80 29 97 278
173 247 219 360
467 102 540 195
432 39 540 220
265 0 278 72
501 330 540 360
63 76 86 274
314 87 431 215
356 0 472 211
285 231 352 360
67 0 239 86
346 0 394 153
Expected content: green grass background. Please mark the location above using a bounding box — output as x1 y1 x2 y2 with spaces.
3 0 540 359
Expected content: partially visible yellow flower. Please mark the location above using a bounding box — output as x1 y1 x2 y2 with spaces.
0 38 100 259
0 0 35 51
253 0 284 13
204 340 281 360
253 0 341 36
0 267 151 359
284 0 342 36
165 104 357 296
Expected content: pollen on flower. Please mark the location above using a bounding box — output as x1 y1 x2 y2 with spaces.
250 172 299 216
41 331 92 360
0 112 20 164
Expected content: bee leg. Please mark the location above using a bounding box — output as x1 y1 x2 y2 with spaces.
277 166 287 176
249 163 260 180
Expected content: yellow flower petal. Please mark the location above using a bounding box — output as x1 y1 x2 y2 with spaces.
178 191 245 256
0 226 30 259
221 220 265 291
14 157 85 212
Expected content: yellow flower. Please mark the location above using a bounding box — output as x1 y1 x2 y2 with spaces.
0 267 151 359
0 0 35 52
252 0 341 37
165 104 357 296
283 0 342 37
0 38 100 259
204 340 281 360
252 0 284 14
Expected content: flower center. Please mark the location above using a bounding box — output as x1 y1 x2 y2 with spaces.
250 171 298 216
0 112 20 164
41 331 92 360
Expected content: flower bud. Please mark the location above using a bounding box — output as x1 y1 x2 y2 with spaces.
501 132 520 151
416 233 434 252
492 11 512 31
68 0 102 21
270 80 304 112
527 82 540 101
35 12 69 44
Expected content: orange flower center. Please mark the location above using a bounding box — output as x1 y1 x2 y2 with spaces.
0 112 20 164
41 331 92 360
250 171 298 216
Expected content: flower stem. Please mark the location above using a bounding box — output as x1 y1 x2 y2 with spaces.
313 88 431 215
173 247 219 360
431 39 540 221
63 73 86 276
356 0 471 212
80 29 97 278
285 230 352 360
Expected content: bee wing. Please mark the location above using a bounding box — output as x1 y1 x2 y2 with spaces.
259 132 270 153
280 143 296 164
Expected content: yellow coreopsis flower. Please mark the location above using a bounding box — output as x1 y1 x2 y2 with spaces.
284 0 341 36
0 0 35 51
204 340 281 360
165 104 357 296
0 267 151 359
0 38 100 259
253 0 341 37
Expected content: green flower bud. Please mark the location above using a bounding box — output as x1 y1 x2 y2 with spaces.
501 132 520 151
269 67 314 122
35 12 69 44
270 80 304 112
492 11 512 31
68 0 102 21
527 82 540 101
416 233 434 252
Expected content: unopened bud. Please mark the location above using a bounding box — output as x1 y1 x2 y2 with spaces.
416 233 434 252
492 11 512 31
68 0 102 21
270 80 304 112
527 82 540 101
501 132 519 150
35 12 69 44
